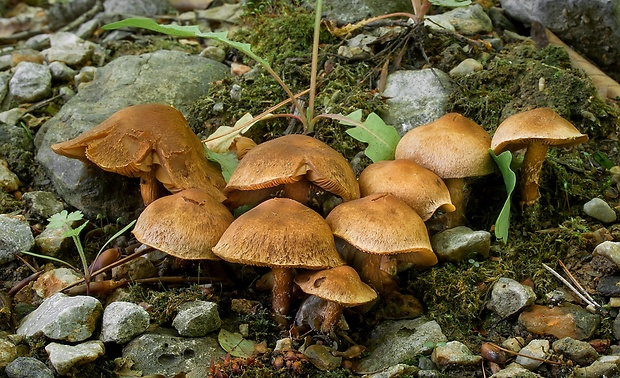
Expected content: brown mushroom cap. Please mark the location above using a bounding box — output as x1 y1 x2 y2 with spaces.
51 103 226 203
395 113 495 179
212 197 345 269
224 134 360 207
358 159 455 221
326 193 436 266
491 108 589 154
132 188 233 260
294 266 377 307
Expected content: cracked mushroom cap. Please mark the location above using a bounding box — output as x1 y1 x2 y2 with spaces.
491 107 589 154
132 188 233 260
326 193 437 267
294 266 377 307
358 159 455 221
212 197 345 269
395 113 495 179
224 134 360 207
51 103 226 203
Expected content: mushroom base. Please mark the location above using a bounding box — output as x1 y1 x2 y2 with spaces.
520 143 548 207
272 267 294 317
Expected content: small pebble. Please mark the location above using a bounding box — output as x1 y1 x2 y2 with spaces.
583 198 616 223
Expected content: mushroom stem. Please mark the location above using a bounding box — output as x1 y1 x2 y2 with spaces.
272 266 294 316
444 177 467 228
320 300 344 333
361 254 383 293
140 171 168 206
520 143 548 207
283 178 312 204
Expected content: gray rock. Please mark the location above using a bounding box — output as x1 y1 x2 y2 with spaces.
572 360 620 378
381 69 454 135
0 159 20 191
431 226 491 262
597 275 620 296
425 4 493 34
74 66 97 89
34 50 229 221
583 198 616 223
100 301 150 344
42 32 96 67
499 0 620 83
363 364 420 378
593 241 620 270
0 214 34 265
552 337 598 366
613 313 620 340
486 277 536 318
48 61 76 82
22 191 65 221
17 292 102 342
0 108 26 126
321 0 412 23
490 362 542 378
122 332 226 377
5 357 54 378
34 226 71 257
103 0 170 16
172 301 221 337
45 340 105 376
431 340 482 369
357 318 447 372
0 71 10 104
0 119 31 152
8 62 52 104
515 339 549 371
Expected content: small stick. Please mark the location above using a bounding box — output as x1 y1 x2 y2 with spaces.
542 263 600 310
487 342 563 366
557 260 600 307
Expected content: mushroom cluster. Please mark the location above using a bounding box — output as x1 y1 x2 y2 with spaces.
50 103 588 336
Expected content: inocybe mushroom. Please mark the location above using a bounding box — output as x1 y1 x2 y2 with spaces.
224 134 360 210
51 103 226 205
491 108 588 207
395 113 495 227
212 198 345 318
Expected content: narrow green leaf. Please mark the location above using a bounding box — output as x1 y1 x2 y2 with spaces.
19 251 80 272
205 148 239 183
339 110 401 162
217 329 255 358
103 18 270 68
489 149 516 244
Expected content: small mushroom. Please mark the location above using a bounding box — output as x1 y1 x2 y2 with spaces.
132 188 233 261
326 193 437 293
491 108 588 207
212 197 345 317
395 113 495 227
358 159 455 221
224 134 360 208
294 265 377 333
51 103 226 205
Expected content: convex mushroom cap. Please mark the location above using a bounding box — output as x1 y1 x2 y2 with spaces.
224 134 360 208
294 265 377 332
358 159 455 221
326 193 437 292
51 103 226 205
491 108 588 206
395 113 495 227
132 188 233 260
213 197 345 316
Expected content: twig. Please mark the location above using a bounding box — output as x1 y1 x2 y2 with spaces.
488 342 563 365
542 263 601 311
558 260 600 307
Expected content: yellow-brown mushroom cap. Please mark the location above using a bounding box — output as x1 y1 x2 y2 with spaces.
326 193 437 267
212 197 345 269
51 103 226 202
358 159 455 221
294 266 377 307
491 108 589 154
132 188 234 260
395 113 495 179
224 134 360 206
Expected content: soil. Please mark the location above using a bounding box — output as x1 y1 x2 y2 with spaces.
1 1 620 378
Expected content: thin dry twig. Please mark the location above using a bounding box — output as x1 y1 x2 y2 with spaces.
542 263 602 312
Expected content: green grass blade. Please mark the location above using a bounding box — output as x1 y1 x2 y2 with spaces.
489 149 516 244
